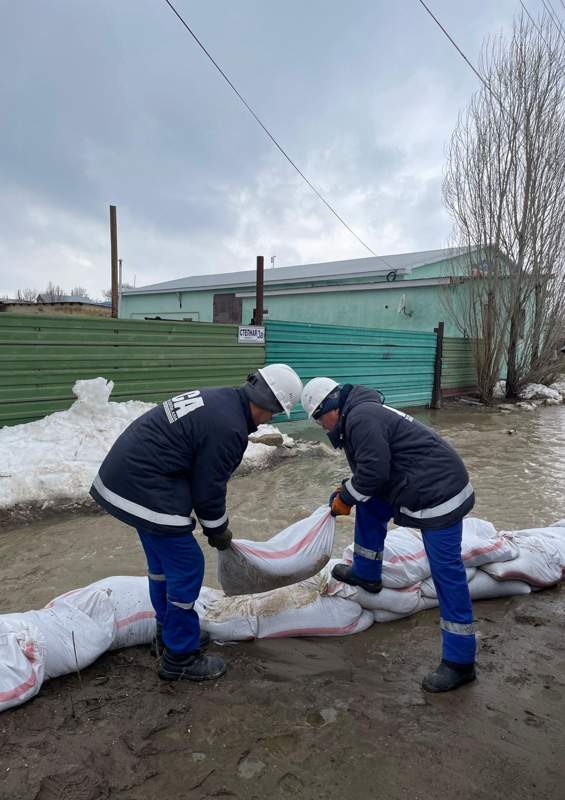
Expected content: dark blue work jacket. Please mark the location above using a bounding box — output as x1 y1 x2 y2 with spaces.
90 387 256 536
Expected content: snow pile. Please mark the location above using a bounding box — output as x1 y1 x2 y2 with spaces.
519 383 562 404
549 380 565 400
0 378 295 511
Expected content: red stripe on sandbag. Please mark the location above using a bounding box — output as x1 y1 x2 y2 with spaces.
262 616 363 638
116 611 155 629
0 670 38 703
462 539 505 560
233 514 330 560
387 549 427 564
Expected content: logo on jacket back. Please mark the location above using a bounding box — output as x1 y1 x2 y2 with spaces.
164 390 204 423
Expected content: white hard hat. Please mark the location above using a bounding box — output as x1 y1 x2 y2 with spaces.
258 364 303 417
301 377 339 418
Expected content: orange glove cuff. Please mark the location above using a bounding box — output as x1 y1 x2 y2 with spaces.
331 494 352 516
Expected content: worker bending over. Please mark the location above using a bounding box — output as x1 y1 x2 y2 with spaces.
301 378 476 693
91 364 303 682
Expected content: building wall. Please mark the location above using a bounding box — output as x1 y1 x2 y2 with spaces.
120 291 216 321
119 254 473 335
242 284 462 336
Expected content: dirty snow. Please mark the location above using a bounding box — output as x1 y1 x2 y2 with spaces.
0 378 296 512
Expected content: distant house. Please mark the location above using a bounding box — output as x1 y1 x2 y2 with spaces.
119 247 480 336
0 296 111 317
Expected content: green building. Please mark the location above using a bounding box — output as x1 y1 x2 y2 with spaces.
120 247 476 337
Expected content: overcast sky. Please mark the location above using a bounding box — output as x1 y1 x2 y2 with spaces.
0 0 548 299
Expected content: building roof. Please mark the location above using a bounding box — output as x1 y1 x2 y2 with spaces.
122 247 467 296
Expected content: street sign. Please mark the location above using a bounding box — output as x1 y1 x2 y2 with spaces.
238 325 265 344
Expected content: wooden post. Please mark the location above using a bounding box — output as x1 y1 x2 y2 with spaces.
110 205 118 318
431 321 444 409
255 255 264 325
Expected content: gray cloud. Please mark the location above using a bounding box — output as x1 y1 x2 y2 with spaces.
0 0 523 297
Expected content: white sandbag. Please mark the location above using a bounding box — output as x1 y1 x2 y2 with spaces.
90 576 156 648
321 559 422 615
343 527 430 589
420 568 477 599
497 525 565 577
468 570 531 599
196 587 257 641
482 532 562 588
196 578 372 641
218 506 335 596
2 589 115 679
373 595 439 624
460 518 519 567
342 518 517 590
0 620 45 712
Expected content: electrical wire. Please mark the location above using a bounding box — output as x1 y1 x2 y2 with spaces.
541 0 565 44
416 0 508 113
163 0 394 265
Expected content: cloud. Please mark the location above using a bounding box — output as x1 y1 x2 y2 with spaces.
0 0 521 298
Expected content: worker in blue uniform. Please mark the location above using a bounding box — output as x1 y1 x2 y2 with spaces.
90 364 303 682
301 378 476 693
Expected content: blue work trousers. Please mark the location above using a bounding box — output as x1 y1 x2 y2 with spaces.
352 497 476 664
137 530 204 654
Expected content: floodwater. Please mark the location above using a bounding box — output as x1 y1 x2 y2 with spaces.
0 403 564 613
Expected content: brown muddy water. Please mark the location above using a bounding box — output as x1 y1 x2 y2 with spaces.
0 402 563 613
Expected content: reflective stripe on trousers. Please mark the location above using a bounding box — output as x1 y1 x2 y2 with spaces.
352 496 394 581
352 500 475 664
138 529 204 654
422 522 476 664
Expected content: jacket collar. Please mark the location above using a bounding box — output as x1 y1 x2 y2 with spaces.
237 388 258 434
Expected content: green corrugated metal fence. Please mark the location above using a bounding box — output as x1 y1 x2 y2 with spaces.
441 336 477 395
0 315 264 427
266 320 437 419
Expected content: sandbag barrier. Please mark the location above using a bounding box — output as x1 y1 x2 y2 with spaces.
1 510 564 712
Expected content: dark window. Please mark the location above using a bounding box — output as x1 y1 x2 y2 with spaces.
213 293 242 324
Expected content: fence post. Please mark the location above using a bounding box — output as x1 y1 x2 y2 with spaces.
110 205 118 319
431 321 444 409
254 255 264 325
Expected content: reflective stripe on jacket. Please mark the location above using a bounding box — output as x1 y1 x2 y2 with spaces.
90 387 256 535
336 386 474 529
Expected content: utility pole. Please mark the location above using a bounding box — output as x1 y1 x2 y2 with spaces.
254 255 264 325
430 321 444 409
109 205 118 318
118 258 123 318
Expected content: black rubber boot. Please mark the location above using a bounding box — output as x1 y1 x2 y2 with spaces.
331 563 383 594
150 622 210 658
421 660 476 693
159 648 226 682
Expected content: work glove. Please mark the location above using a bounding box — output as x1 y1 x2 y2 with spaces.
329 491 352 517
208 528 233 551
328 485 341 505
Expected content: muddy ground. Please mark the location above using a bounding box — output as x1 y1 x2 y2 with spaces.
0 508 564 800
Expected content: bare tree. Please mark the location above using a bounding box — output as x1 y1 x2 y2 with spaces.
42 281 66 301
16 288 38 302
443 11 565 402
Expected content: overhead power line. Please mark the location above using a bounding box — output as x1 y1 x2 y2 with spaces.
541 0 565 45
163 0 390 263
416 0 507 111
